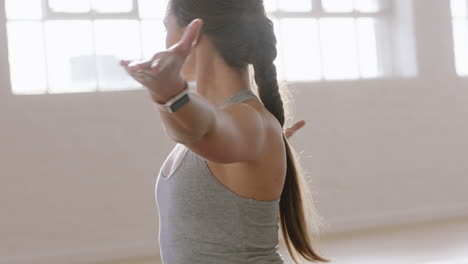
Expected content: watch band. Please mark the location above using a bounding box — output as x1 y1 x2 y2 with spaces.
154 81 196 113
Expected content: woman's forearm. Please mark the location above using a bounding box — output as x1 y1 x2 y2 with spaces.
157 91 216 144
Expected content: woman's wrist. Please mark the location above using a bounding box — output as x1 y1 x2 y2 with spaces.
150 81 188 104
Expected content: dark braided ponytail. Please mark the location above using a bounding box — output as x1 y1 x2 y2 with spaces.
249 15 285 127
250 11 331 264
169 0 330 262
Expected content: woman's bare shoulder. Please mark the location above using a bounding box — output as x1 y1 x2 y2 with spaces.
243 99 284 143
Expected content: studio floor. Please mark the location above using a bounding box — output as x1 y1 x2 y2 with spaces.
92 215 468 264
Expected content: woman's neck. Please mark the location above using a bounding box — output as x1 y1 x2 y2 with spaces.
185 39 252 107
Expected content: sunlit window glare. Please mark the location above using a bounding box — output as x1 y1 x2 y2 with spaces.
92 0 134 13
5 0 386 95
451 0 468 18
278 0 312 12
355 0 382 13
322 0 354 13
320 18 360 79
139 0 167 19
357 18 380 78
5 0 42 19
280 19 322 81
94 20 142 91
6 22 47 94
451 0 468 76
323 0 382 13
48 0 91 13
45 20 96 93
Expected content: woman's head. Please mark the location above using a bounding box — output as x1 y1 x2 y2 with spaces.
165 0 273 66
165 0 285 127
164 1 330 263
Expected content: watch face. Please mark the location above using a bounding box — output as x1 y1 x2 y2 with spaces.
170 94 190 112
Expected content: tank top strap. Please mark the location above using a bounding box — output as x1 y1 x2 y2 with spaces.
218 89 260 108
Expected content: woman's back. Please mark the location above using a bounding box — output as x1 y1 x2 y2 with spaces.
156 89 284 263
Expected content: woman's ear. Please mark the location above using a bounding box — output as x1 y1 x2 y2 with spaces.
191 19 204 48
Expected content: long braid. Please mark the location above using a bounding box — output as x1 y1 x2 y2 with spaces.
249 12 331 264
250 15 285 127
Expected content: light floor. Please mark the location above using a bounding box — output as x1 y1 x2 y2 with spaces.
92 215 468 264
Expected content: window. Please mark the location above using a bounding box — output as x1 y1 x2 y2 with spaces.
451 0 468 76
5 0 167 94
5 0 407 95
266 0 393 81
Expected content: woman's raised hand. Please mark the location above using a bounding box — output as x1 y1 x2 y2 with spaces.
119 19 203 104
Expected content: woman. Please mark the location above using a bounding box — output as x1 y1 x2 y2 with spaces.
120 0 330 263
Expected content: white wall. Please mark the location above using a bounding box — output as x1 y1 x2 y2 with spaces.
1 0 467 263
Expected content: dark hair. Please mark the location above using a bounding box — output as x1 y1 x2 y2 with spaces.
168 0 330 262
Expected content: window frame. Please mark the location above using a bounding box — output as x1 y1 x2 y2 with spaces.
267 0 393 81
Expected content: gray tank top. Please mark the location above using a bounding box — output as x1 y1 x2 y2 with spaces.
155 88 284 264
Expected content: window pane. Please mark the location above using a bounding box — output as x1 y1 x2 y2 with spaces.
264 0 277 12
48 0 91 13
141 20 166 58
451 0 468 18
322 0 353 13
271 18 283 81
357 18 380 78
319 18 359 80
94 20 142 91
139 0 167 19
280 19 321 81
92 0 133 13
354 0 381 13
5 0 42 19
453 19 468 75
6 22 47 94
45 21 96 94
278 0 312 12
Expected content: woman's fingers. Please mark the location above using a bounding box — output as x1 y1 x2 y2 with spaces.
119 60 131 66
121 52 164 73
120 61 151 85
127 58 154 72
136 19 203 79
118 18 203 99
120 18 202 76
284 120 307 139
291 120 306 131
